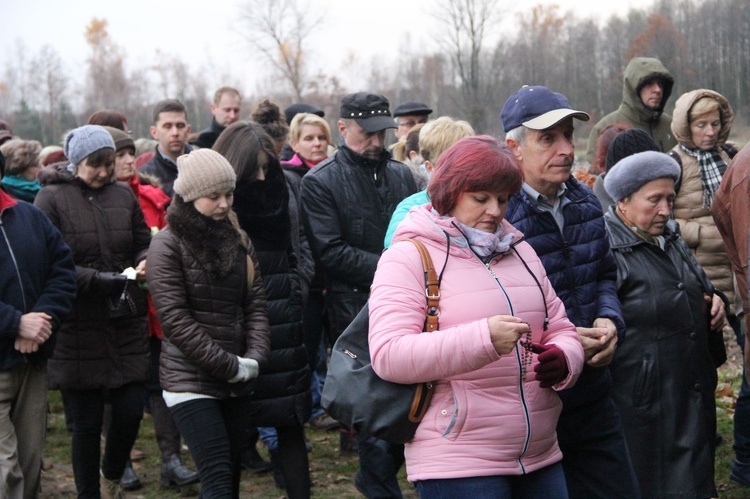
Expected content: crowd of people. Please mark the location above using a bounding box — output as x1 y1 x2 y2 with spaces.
1 54 750 499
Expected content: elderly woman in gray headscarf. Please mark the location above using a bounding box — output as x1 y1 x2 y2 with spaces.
602 150 727 499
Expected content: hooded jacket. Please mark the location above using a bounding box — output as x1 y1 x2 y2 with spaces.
369 204 583 481
34 164 151 390
0 190 76 371
605 210 718 498
586 57 676 160
670 89 736 311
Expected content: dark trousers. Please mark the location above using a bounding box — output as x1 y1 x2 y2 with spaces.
356 433 405 499
557 395 640 499
61 383 144 498
169 397 252 499
148 336 182 460
733 316 750 462
276 425 311 499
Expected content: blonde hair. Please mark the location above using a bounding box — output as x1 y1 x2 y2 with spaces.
419 117 474 164
689 97 721 123
289 113 331 144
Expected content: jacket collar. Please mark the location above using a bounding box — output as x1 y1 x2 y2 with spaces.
0 188 18 213
337 143 390 170
605 206 678 250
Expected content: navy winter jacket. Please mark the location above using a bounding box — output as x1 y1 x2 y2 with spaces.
506 177 624 409
0 192 76 370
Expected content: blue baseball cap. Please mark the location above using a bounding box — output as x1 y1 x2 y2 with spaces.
500 85 589 133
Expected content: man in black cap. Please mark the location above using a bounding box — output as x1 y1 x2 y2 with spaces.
300 92 416 498
392 101 432 140
502 86 640 498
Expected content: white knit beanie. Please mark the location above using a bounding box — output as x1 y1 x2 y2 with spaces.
173 149 236 202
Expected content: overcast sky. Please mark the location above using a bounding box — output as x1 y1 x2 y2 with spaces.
1 0 654 99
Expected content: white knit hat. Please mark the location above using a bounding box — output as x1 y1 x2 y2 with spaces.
173 149 236 202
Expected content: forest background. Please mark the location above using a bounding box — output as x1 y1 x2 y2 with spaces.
2 0 749 151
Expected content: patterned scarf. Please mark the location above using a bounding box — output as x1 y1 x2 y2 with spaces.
435 209 516 257
679 144 727 209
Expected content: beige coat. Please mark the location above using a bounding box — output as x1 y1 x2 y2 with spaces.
670 89 735 311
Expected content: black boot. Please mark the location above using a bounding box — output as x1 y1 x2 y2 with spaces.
268 448 286 490
160 455 199 488
120 460 142 491
241 444 273 473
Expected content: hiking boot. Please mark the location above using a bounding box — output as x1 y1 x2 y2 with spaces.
100 472 124 499
120 461 142 491
160 455 199 488
309 412 339 431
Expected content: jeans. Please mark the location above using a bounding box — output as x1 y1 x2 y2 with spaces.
415 462 568 499
61 382 144 498
169 397 252 499
557 395 640 499
733 317 750 462
356 433 404 498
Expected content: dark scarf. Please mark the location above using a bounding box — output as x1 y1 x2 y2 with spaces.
232 165 291 252
166 196 245 280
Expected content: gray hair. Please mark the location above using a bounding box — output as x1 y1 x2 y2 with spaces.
504 126 527 146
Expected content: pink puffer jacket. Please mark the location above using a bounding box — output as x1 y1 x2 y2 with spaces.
369 204 584 482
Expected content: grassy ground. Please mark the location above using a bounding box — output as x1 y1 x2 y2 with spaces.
41 364 748 498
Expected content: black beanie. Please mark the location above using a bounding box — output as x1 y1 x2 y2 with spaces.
605 129 660 172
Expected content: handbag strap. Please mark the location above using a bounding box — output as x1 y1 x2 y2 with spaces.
402 239 440 332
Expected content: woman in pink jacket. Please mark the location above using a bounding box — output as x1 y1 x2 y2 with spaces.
369 136 584 498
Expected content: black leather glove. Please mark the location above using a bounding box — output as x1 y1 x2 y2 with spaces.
93 271 128 296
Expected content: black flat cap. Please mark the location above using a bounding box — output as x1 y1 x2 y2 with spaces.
392 101 432 117
284 103 324 125
339 93 396 133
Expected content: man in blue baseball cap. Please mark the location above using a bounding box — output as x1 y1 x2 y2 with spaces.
502 86 641 499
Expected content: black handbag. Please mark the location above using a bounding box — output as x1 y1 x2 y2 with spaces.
322 239 439 444
107 279 148 319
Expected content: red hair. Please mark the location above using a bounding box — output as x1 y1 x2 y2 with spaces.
428 135 523 215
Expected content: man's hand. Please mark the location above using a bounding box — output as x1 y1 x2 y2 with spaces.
18 312 53 344
706 294 727 332
15 338 40 354
577 318 617 367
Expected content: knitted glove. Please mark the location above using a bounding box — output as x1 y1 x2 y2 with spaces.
228 357 260 383
531 343 569 388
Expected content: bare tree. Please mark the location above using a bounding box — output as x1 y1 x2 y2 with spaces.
30 45 68 144
83 18 130 113
433 0 502 132
237 0 324 101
